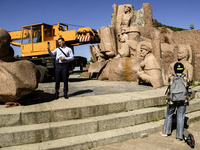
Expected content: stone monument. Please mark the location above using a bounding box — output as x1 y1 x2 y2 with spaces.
0 28 40 103
81 2 200 87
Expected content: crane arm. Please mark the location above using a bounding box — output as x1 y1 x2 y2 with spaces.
9 30 22 41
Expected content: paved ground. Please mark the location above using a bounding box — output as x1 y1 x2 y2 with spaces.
36 75 156 98
9 74 158 107
92 121 200 150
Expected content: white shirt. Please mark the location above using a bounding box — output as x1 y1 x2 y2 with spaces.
49 46 74 63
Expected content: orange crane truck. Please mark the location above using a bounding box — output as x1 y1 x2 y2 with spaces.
9 22 100 82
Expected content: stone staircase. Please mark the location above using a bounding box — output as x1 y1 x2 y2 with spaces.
0 88 200 150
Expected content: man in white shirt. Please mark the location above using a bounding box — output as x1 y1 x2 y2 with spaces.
48 38 74 99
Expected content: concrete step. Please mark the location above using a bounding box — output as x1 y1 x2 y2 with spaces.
1 98 200 148
1 110 200 150
0 107 165 148
0 88 167 127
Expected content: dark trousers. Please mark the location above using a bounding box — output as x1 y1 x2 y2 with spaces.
55 63 69 95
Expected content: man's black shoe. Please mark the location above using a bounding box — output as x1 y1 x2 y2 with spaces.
64 95 69 99
55 93 59 99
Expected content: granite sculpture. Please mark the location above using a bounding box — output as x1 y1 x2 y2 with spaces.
137 41 163 87
168 45 193 82
0 28 40 103
81 2 200 87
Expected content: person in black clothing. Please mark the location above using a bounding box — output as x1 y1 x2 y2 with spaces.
48 38 74 99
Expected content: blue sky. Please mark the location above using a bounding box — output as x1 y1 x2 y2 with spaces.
0 0 199 61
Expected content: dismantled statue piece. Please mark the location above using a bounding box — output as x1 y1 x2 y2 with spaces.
0 28 40 103
89 26 116 62
0 60 40 103
89 44 105 62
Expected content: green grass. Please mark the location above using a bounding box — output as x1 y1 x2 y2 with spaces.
151 118 159 122
88 146 93 149
187 118 200 125
38 139 42 143
190 82 198 87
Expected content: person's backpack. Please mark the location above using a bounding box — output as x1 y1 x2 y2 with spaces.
169 73 187 102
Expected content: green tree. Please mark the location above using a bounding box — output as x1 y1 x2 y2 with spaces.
87 57 94 64
190 24 195 29
89 57 94 63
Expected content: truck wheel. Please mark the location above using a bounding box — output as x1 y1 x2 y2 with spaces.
37 65 47 83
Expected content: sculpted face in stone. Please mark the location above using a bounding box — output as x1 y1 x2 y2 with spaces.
124 5 131 13
177 46 189 61
167 45 193 82
140 45 149 58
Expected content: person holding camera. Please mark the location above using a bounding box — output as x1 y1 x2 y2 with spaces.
48 38 74 99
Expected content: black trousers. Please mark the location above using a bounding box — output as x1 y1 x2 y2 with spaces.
55 63 69 95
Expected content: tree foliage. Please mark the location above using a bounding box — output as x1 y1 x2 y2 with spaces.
190 24 195 29
153 19 186 32
87 57 94 64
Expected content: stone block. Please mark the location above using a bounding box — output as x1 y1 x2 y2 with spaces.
50 119 97 139
193 50 200 81
40 135 92 150
87 128 133 148
88 61 107 73
0 106 23 127
96 113 136 132
125 99 144 111
79 72 91 78
0 123 50 147
20 103 51 125
140 133 148 138
0 60 39 103
186 99 200 113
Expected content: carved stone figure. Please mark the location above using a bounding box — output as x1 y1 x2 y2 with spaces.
168 45 193 82
137 41 163 87
116 26 142 58
0 28 40 103
120 4 134 30
85 3 200 84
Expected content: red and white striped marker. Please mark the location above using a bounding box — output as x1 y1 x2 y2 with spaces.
77 36 93 42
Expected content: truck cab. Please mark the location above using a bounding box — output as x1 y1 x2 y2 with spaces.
21 23 56 57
